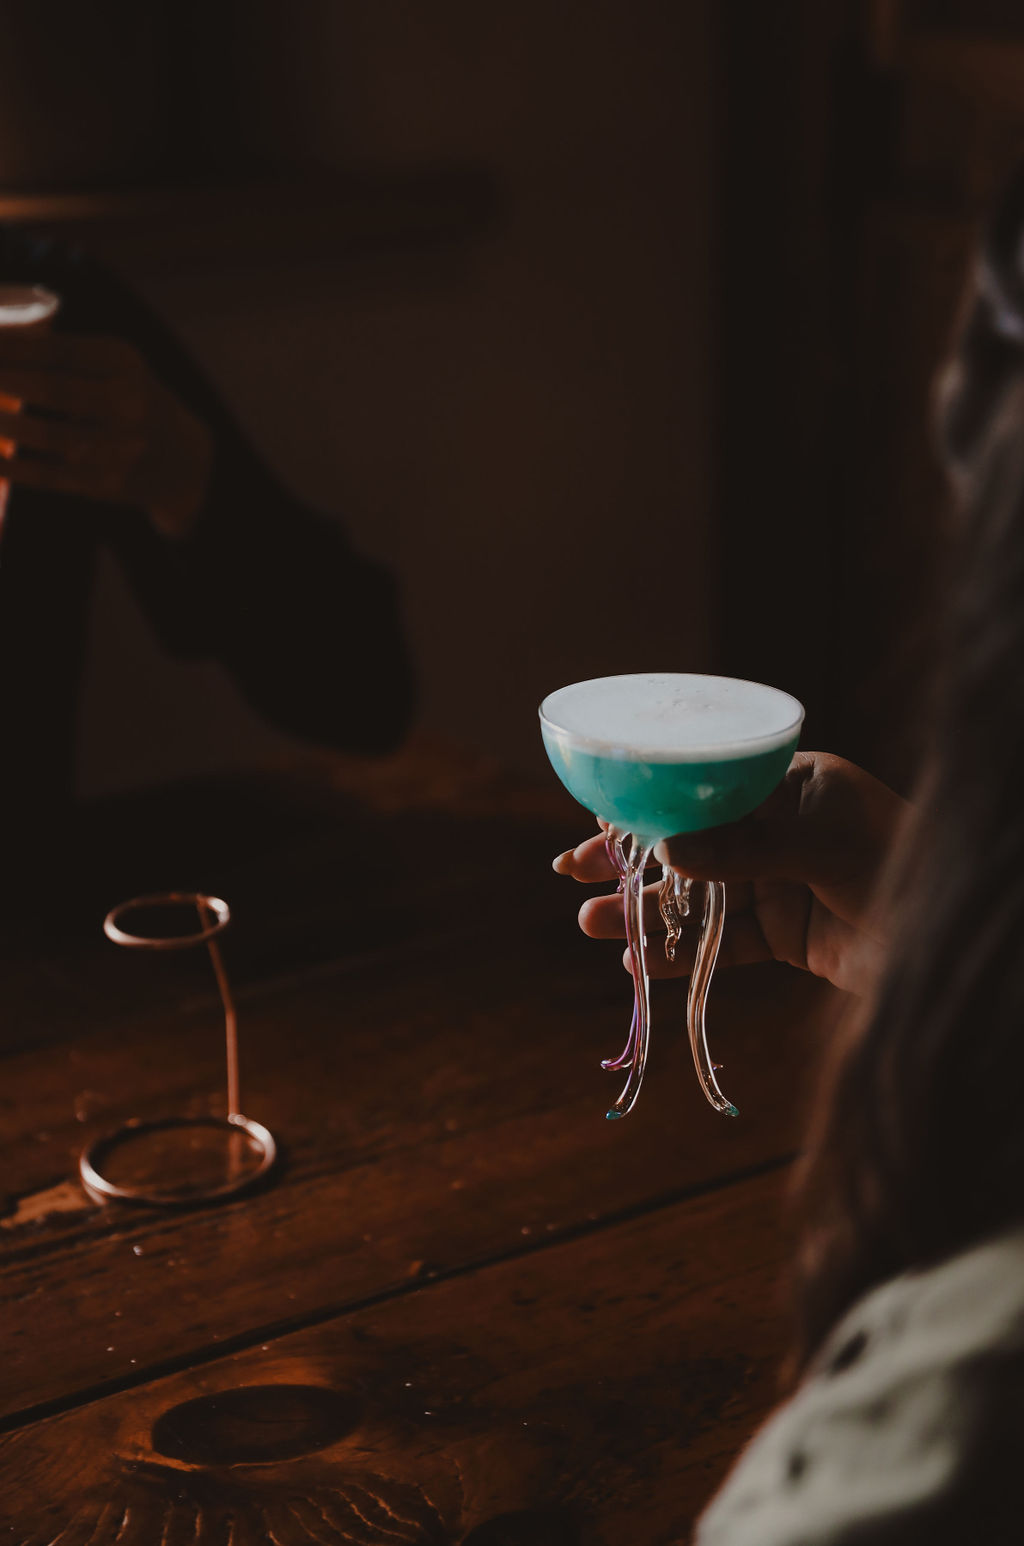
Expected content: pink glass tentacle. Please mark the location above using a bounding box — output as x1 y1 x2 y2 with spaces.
593 830 735 1117
606 834 656 1119
658 865 691 962
606 866 692 1077
604 827 629 882
687 879 737 1116
600 826 639 1072
601 999 638 1073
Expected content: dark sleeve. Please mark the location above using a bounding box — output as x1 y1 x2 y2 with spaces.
0 223 416 755
107 457 417 755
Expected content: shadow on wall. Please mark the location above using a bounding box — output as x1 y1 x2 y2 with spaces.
18 2 715 796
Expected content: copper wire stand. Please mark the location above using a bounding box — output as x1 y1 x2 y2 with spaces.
79 892 278 1208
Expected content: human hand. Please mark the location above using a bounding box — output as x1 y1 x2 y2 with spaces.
552 752 909 994
0 331 213 538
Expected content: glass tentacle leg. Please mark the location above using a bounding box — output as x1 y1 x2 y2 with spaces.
687 879 737 1116
658 866 691 962
601 826 639 1073
602 1000 638 1074
606 834 655 1119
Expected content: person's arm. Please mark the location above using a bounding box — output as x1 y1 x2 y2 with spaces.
107 448 416 754
0 225 416 754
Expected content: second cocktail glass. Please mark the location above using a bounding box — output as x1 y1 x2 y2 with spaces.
540 673 804 1120
0 285 61 525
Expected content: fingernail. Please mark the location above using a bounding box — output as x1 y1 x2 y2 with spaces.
552 850 572 874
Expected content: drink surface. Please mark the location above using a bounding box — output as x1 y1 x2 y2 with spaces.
0 285 59 329
540 673 803 840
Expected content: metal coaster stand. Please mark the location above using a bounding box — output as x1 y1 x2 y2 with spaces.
79 892 277 1208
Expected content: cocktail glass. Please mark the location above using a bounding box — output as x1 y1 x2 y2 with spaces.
0 284 61 526
540 673 804 1120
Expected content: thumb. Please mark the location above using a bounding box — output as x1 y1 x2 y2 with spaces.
653 755 830 885
654 812 811 883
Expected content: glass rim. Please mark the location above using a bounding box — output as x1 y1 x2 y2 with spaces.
103 890 230 950
538 672 805 762
0 284 60 326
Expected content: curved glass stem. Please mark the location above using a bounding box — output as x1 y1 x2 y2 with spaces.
687 879 737 1116
658 865 691 961
596 833 737 1118
600 827 637 1073
606 833 655 1119
604 825 629 885
601 1000 638 1074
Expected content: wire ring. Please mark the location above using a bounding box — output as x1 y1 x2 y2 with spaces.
103 892 231 950
81 890 279 1209
80 1114 277 1208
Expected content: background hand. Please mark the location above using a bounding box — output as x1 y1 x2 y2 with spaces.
0 331 213 538
553 752 908 993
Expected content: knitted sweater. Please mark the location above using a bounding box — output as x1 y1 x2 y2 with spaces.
697 1226 1024 1544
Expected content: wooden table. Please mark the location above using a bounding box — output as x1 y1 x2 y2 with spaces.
0 743 837 1543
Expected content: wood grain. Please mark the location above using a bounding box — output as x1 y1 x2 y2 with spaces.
0 1167 793 1545
0 760 582 1056
0 928 830 1423
0 762 839 1541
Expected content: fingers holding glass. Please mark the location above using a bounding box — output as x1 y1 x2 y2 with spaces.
541 674 804 1118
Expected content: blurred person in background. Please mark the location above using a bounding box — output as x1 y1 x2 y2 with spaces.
557 161 1024 1543
0 226 415 910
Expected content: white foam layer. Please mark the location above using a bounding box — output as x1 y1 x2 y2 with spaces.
0 285 60 327
540 673 804 761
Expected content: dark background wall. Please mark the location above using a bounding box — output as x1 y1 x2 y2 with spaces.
711 0 1024 789
0 1 716 795
1 1 1023 797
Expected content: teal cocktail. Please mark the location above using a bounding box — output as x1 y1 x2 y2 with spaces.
540 673 804 1119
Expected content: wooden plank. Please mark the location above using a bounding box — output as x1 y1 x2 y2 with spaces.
0 755 582 1057
0 921 832 1424
0 1168 793 1545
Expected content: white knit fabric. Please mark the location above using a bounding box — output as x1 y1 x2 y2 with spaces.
696 1226 1024 1545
